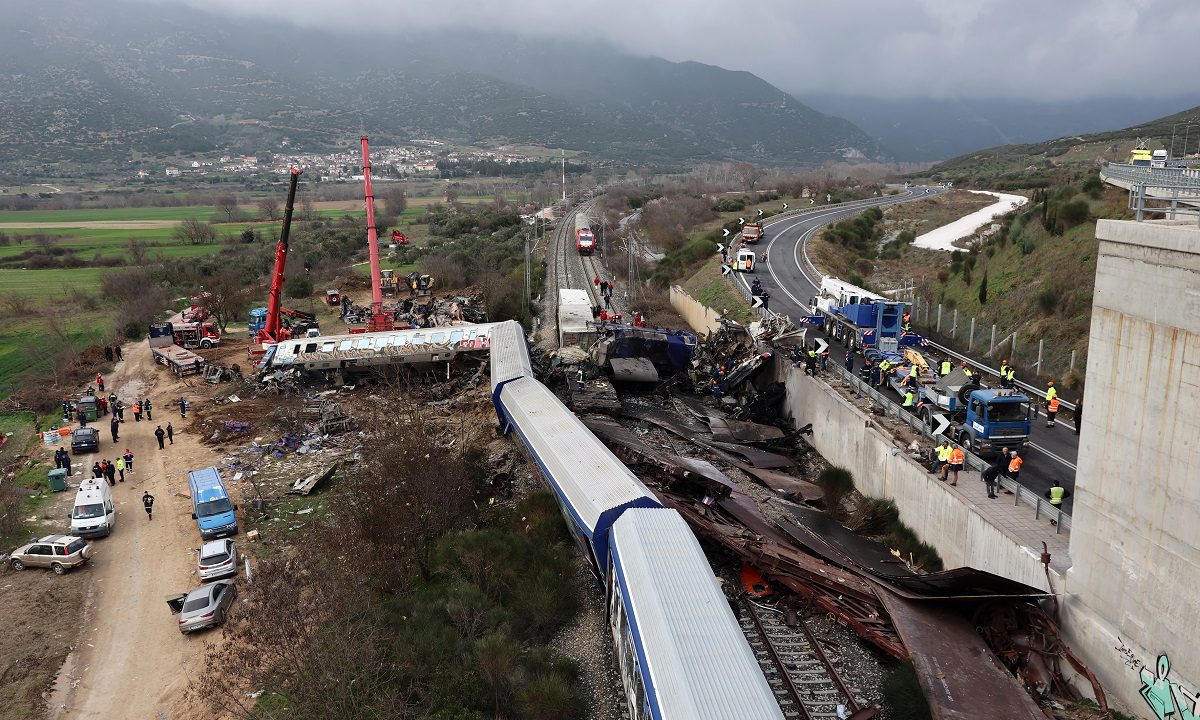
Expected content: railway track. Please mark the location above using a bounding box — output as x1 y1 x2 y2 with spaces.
740 599 862 720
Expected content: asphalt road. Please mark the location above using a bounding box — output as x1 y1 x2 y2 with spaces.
733 187 1079 512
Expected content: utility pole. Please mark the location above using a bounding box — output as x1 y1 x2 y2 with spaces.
561 150 566 202
524 231 531 316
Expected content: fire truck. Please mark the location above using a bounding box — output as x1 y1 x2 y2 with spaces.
172 322 222 349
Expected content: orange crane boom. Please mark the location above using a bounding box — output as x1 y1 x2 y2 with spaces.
360 136 393 332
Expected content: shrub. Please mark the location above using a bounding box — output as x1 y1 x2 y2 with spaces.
1037 288 1059 314
1059 198 1090 227
816 467 855 516
283 275 313 299
711 196 745 212
978 273 988 305
936 269 950 283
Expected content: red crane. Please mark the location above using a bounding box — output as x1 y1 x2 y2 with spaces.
257 167 302 345
360 136 393 332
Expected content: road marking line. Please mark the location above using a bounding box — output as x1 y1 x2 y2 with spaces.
1026 442 1077 470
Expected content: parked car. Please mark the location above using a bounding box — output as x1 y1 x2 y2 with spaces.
9 535 92 574
196 539 238 582
71 427 99 454
178 581 237 634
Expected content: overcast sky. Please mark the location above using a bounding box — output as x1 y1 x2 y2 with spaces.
155 0 1200 101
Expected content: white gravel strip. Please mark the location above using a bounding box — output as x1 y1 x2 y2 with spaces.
912 191 1027 251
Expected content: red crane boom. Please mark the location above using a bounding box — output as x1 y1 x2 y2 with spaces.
360 136 393 331
259 167 301 344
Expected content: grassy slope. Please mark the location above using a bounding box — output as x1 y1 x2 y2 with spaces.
680 256 757 325
924 103 1200 187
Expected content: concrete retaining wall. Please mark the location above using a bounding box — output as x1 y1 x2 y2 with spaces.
670 285 724 336
780 363 1056 592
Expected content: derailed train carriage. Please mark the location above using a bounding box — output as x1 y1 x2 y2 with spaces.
488 320 783 720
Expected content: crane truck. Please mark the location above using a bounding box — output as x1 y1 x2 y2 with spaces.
811 277 923 352
880 357 1032 455
361 136 394 332
250 167 315 357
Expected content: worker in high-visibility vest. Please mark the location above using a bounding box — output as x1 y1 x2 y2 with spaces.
940 359 952 376
999 360 1010 387
902 389 915 410
1045 380 1058 403
878 360 891 387
961 362 973 379
1004 365 1015 387
1007 452 1023 481
931 440 952 475
1044 484 1070 506
941 445 965 486
1046 396 1060 428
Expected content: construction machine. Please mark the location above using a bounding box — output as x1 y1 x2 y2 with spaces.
360 137 394 332
251 168 309 355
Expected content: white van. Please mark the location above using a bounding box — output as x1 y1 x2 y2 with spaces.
70 478 115 538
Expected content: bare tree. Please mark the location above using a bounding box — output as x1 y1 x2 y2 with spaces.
197 267 255 332
174 218 216 245
257 196 280 221
733 162 763 191
214 194 241 223
382 187 407 216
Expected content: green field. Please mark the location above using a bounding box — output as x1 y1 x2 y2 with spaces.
0 206 220 223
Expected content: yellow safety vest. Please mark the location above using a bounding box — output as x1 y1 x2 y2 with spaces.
1049 486 1065 505
903 391 914 407
940 360 952 376
1005 367 1015 381
937 445 952 462
1046 387 1058 402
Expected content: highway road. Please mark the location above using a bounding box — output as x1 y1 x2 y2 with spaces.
734 187 1079 512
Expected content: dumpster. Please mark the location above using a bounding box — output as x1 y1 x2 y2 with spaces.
77 396 99 421
48 468 69 492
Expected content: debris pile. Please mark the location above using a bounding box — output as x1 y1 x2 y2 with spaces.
342 291 488 328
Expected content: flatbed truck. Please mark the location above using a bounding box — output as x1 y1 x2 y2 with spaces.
149 322 207 377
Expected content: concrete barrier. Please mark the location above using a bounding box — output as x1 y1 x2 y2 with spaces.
780 362 1060 592
670 285 724 336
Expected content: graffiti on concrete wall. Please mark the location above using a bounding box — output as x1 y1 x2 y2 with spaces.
1117 640 1199 720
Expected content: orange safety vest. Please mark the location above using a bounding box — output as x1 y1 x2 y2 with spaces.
949 448 964 464
1048 398 1060 412
1008 456 1023 474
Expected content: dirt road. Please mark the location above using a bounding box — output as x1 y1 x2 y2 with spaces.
47 341 222 719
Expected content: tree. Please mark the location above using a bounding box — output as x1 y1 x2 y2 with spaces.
382 187 407 216
978 272 988 305
284 275 313 299
733 162 763 191
214 194 240 223
197 267 255 332
174 218 216 245
257 196 280 221
445 184 462 205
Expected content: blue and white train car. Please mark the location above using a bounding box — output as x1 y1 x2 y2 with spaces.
488 320 533 405
495 375 660 576
608 508 785 720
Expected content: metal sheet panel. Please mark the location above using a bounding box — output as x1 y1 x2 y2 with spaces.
610 508 785 720
499 377 658 563
488 320 533 392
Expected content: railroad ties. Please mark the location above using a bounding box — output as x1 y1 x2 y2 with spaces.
741 600 861 720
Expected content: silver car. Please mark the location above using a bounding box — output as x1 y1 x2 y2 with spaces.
10 535 92 574
196 539 237 581
178 581 237 634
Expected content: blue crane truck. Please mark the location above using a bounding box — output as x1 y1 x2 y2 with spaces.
811 277 924 352
885 363 1032 455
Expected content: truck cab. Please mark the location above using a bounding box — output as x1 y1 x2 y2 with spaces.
741 222 764 243
959 389 1031 455
173 322 221 349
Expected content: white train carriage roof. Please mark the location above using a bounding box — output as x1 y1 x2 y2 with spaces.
488 320 533 393
609 509 785 720
497 376 659 563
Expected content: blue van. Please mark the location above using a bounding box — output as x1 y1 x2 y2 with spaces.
188 467 238 539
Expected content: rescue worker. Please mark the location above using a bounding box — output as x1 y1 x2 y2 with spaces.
760 289 770 311
123 449 134 473
1007 451 1023 482
931 439 952 475
91 461 102 479
820 348 830 372
939 358 952 377
116 455 126 482
999 360 1010 387
96 373 104 392
982 448 1009 499
941 444 965 486
1045 380 1058 404
844 352 855 374
877 359 891 387
178 396 187 418
806 347 818 376
1044 484 1070 507
902 388 915 411
154 425 166 450
114 345 123 361
110 415 119 443
751 278 762 296
902 312 911 332
961 361 973 379
144 397 153 421
867 360 881 387
142 491 155 521
1074 396 1082 436
1004 364 1015 388
167 422 175 445
1046 395 1060 428
133 400 142 422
